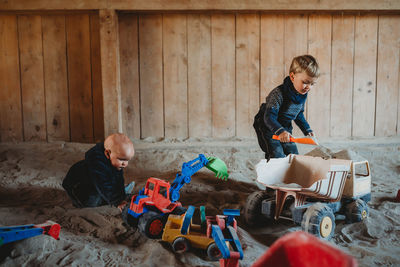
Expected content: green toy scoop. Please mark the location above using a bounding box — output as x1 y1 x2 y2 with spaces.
206 156 229 181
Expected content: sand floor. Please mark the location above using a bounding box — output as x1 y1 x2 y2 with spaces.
0 136 399 266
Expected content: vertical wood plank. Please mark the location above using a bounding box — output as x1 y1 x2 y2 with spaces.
284 14 308 136
236 14 260 137
139 14 164 138
163 14 188 138
187 14 212 137
307 15 332 137
284 15 308 75
375 16 400 136
18 15 47 141
42 15 69 141
260 14 284 103
211 14 235 137
353 15 378 137
90 13 105 142
99 10 122 138
119 14 140 138
66 14 93 142
331 15 354 137
0 15 23 142
119 14 140 140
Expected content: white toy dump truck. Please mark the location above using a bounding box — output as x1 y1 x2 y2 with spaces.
244 154 371 240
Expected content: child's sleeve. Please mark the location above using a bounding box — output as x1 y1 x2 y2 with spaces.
294 107 312 135
264 91 286 135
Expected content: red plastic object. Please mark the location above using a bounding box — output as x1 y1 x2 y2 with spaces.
34 220 61 240
252 231 357 267
130 177 181 214
396 189 400 202
220 251 240 267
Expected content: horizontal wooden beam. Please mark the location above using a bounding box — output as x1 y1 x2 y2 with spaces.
1 0 400 11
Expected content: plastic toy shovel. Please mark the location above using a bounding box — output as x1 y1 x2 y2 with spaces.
206 157 229 181
272 135 319 145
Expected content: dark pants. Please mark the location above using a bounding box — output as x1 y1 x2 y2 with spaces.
253 110 298 160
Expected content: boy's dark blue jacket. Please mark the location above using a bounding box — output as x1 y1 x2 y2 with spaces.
62 143 126 207
257 76 312 137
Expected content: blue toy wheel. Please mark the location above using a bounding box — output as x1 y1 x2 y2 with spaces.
345 199 369 223
301 203 335 240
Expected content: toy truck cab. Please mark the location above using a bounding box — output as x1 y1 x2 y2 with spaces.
343 160 371 199
245 154 371 240
129 177 180 215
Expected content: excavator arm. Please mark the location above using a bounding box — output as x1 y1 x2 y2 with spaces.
169 154 209 202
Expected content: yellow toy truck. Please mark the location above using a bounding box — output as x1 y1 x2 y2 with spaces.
162 205 243 263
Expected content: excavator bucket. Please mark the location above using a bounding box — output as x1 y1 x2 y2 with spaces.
206 157 229 181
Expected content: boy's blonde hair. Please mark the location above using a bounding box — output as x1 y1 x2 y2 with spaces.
289 55 320 78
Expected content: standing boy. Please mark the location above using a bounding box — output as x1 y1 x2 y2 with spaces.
254 55 319 160
62 133 134 210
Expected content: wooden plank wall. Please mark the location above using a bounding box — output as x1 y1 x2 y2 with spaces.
1 12 400 143
119 13 400 139
0 13 103 142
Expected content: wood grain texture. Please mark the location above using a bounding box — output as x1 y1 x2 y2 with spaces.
2 0 400 11
119 14 140 140
284 14 308 136
90 14 105 142
163 14 188 138
187 14 212 137
42 15 70 141
139 14 164 138
330 15 354 137
211 14 235 137
66 14 94 142
352 15 378 137
99 10 122 138
18 15 47 141
375 16 400 136
307 15 332 137
236 14 260 137
260 14 284 104
0 15 23 142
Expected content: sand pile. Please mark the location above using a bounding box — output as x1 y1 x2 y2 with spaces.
0 137 399 266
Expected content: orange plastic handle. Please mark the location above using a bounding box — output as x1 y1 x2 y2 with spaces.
272 135 294 142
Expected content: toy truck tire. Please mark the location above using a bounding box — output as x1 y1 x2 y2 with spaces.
244 190 274 225
172 237 191 253
345 199 369 223
121 206 138 227
206 242 222 261
301 203 335 240
138 211 166 239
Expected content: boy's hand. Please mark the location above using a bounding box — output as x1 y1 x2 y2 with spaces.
117 200 128 212
278 131 291 143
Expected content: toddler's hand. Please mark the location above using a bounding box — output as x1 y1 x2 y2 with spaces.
118 200 128 212
278 131 291 143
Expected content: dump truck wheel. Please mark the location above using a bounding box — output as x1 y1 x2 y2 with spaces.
301 203 335 240
244 190 274 226
345 199 369 223
121 206 138 228
138 211 166 239
172 237 190 253
206 242 222 261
